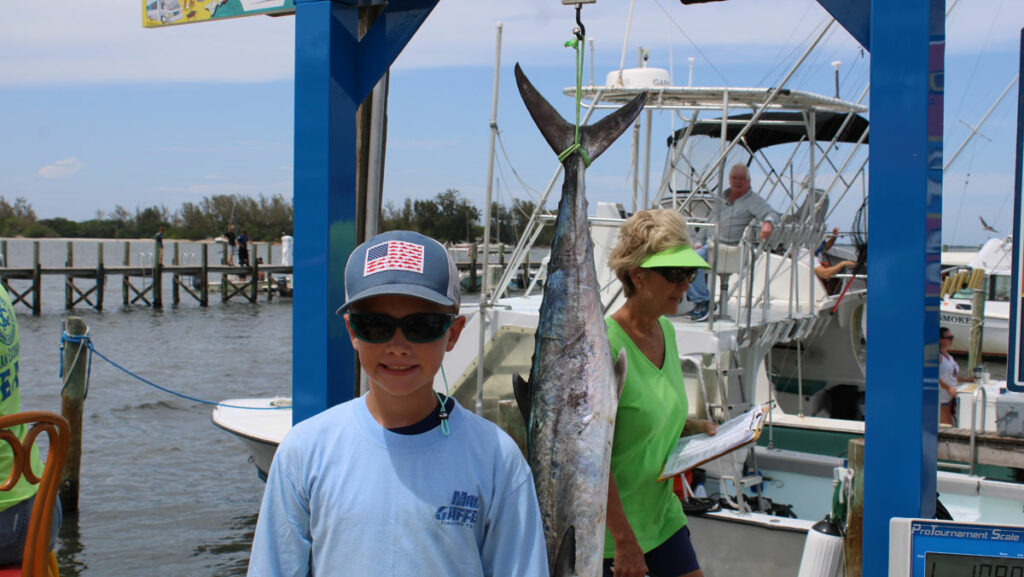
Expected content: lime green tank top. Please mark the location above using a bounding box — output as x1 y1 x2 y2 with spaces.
0 284 42 511
604 316 689 557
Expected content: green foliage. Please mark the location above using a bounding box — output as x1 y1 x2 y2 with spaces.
381 189 481 244
0 191 554 246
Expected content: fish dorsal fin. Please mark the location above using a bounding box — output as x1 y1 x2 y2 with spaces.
613 348 627 399
552 525 576 577
514 63 648 166
512 373 532 428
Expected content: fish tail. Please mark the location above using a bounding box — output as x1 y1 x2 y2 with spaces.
514 63 647 166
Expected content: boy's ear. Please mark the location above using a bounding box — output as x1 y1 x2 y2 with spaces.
445 315 467 352
343 314 360 351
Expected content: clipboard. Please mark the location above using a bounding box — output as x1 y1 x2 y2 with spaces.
659 404 769 481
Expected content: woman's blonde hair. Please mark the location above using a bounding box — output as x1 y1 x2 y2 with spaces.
608 209 693 297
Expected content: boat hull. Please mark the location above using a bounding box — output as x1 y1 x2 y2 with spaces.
211 398 292 478
940 299 1009 357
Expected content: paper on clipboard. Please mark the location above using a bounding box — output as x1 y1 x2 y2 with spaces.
659 405 768 481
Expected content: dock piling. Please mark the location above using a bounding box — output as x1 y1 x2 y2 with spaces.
201 244 209 307
122 242 130 306
65 242 74 310
844 438 864 577
968 273 986 372
96 243 105 312
31 242 41 316
172 243 180 305
153 241 163 309
59 316 88 514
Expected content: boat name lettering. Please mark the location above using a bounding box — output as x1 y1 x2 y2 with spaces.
938 313 971 326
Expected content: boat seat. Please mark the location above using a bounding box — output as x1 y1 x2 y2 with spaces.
0 411 69 577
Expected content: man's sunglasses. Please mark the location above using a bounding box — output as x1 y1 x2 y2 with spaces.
651 267 699 284
348 312 456 344
941 335 954 341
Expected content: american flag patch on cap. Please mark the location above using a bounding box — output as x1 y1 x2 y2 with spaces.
363 240 425 276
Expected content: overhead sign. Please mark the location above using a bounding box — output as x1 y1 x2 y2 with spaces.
142 0 294 28
1007 29 1024 392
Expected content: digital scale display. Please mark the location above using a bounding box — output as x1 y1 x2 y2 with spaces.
891 519 1024 577
925 553 1024 576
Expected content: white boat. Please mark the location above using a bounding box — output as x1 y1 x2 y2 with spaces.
940 237 1012 357
211 397 292 479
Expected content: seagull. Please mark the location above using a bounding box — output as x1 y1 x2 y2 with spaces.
979 216 998 234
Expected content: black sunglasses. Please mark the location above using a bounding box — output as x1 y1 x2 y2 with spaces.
348 312 456 344
651 267 698 284
941 334 954 341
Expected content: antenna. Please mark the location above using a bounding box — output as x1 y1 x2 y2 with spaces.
831 60 842 99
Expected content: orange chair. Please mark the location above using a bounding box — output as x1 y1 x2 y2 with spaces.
0 412 69 577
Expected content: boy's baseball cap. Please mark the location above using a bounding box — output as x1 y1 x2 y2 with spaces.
639 244 711 269
336 230 461 314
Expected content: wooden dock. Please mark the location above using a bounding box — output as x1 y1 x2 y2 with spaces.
0 239 292 315
938 427 1024 472
0 239 543 314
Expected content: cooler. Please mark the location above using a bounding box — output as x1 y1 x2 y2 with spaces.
996 389 1024 438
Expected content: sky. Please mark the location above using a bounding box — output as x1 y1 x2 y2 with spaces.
1 0 1022 247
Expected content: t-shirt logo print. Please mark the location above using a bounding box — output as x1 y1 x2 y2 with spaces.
0 297 14 347
363 240 425 276
435 490 480 528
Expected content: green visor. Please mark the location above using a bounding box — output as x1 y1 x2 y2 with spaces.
639 245 711 270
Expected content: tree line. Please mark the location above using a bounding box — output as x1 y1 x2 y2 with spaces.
2 194 293 242
380 189 554 246
0 189 554 245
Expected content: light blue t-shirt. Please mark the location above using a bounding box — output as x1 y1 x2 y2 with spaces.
248 396 548 577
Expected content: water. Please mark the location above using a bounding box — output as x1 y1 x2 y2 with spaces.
12 239 288 576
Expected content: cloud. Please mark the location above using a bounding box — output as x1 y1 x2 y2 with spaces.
37 156 84 179
2 0 1018 87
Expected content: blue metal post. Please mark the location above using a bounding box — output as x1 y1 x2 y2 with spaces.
814 0 869 49
864 1 944 575
1007 29 1024 393
293 0 358 425
292 0 438 424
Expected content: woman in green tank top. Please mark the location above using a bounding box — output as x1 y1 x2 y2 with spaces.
603 209 717 577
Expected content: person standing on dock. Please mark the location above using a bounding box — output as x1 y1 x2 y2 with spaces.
155 227 164 249
0 284 61 565
247 230 548 577
237 230 250 268
225 225 237 265
939 326 973 426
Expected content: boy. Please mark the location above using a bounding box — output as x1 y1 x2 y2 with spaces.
248 230 548 577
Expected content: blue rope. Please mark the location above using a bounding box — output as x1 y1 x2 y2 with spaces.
60 333 92 400
58 332 287 411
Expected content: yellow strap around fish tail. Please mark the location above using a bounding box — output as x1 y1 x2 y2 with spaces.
557 34 592 167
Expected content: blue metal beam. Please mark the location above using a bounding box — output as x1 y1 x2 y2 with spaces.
864 0 944 574
1008 29 1024 393
292 0 438 425
815 0 870 50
